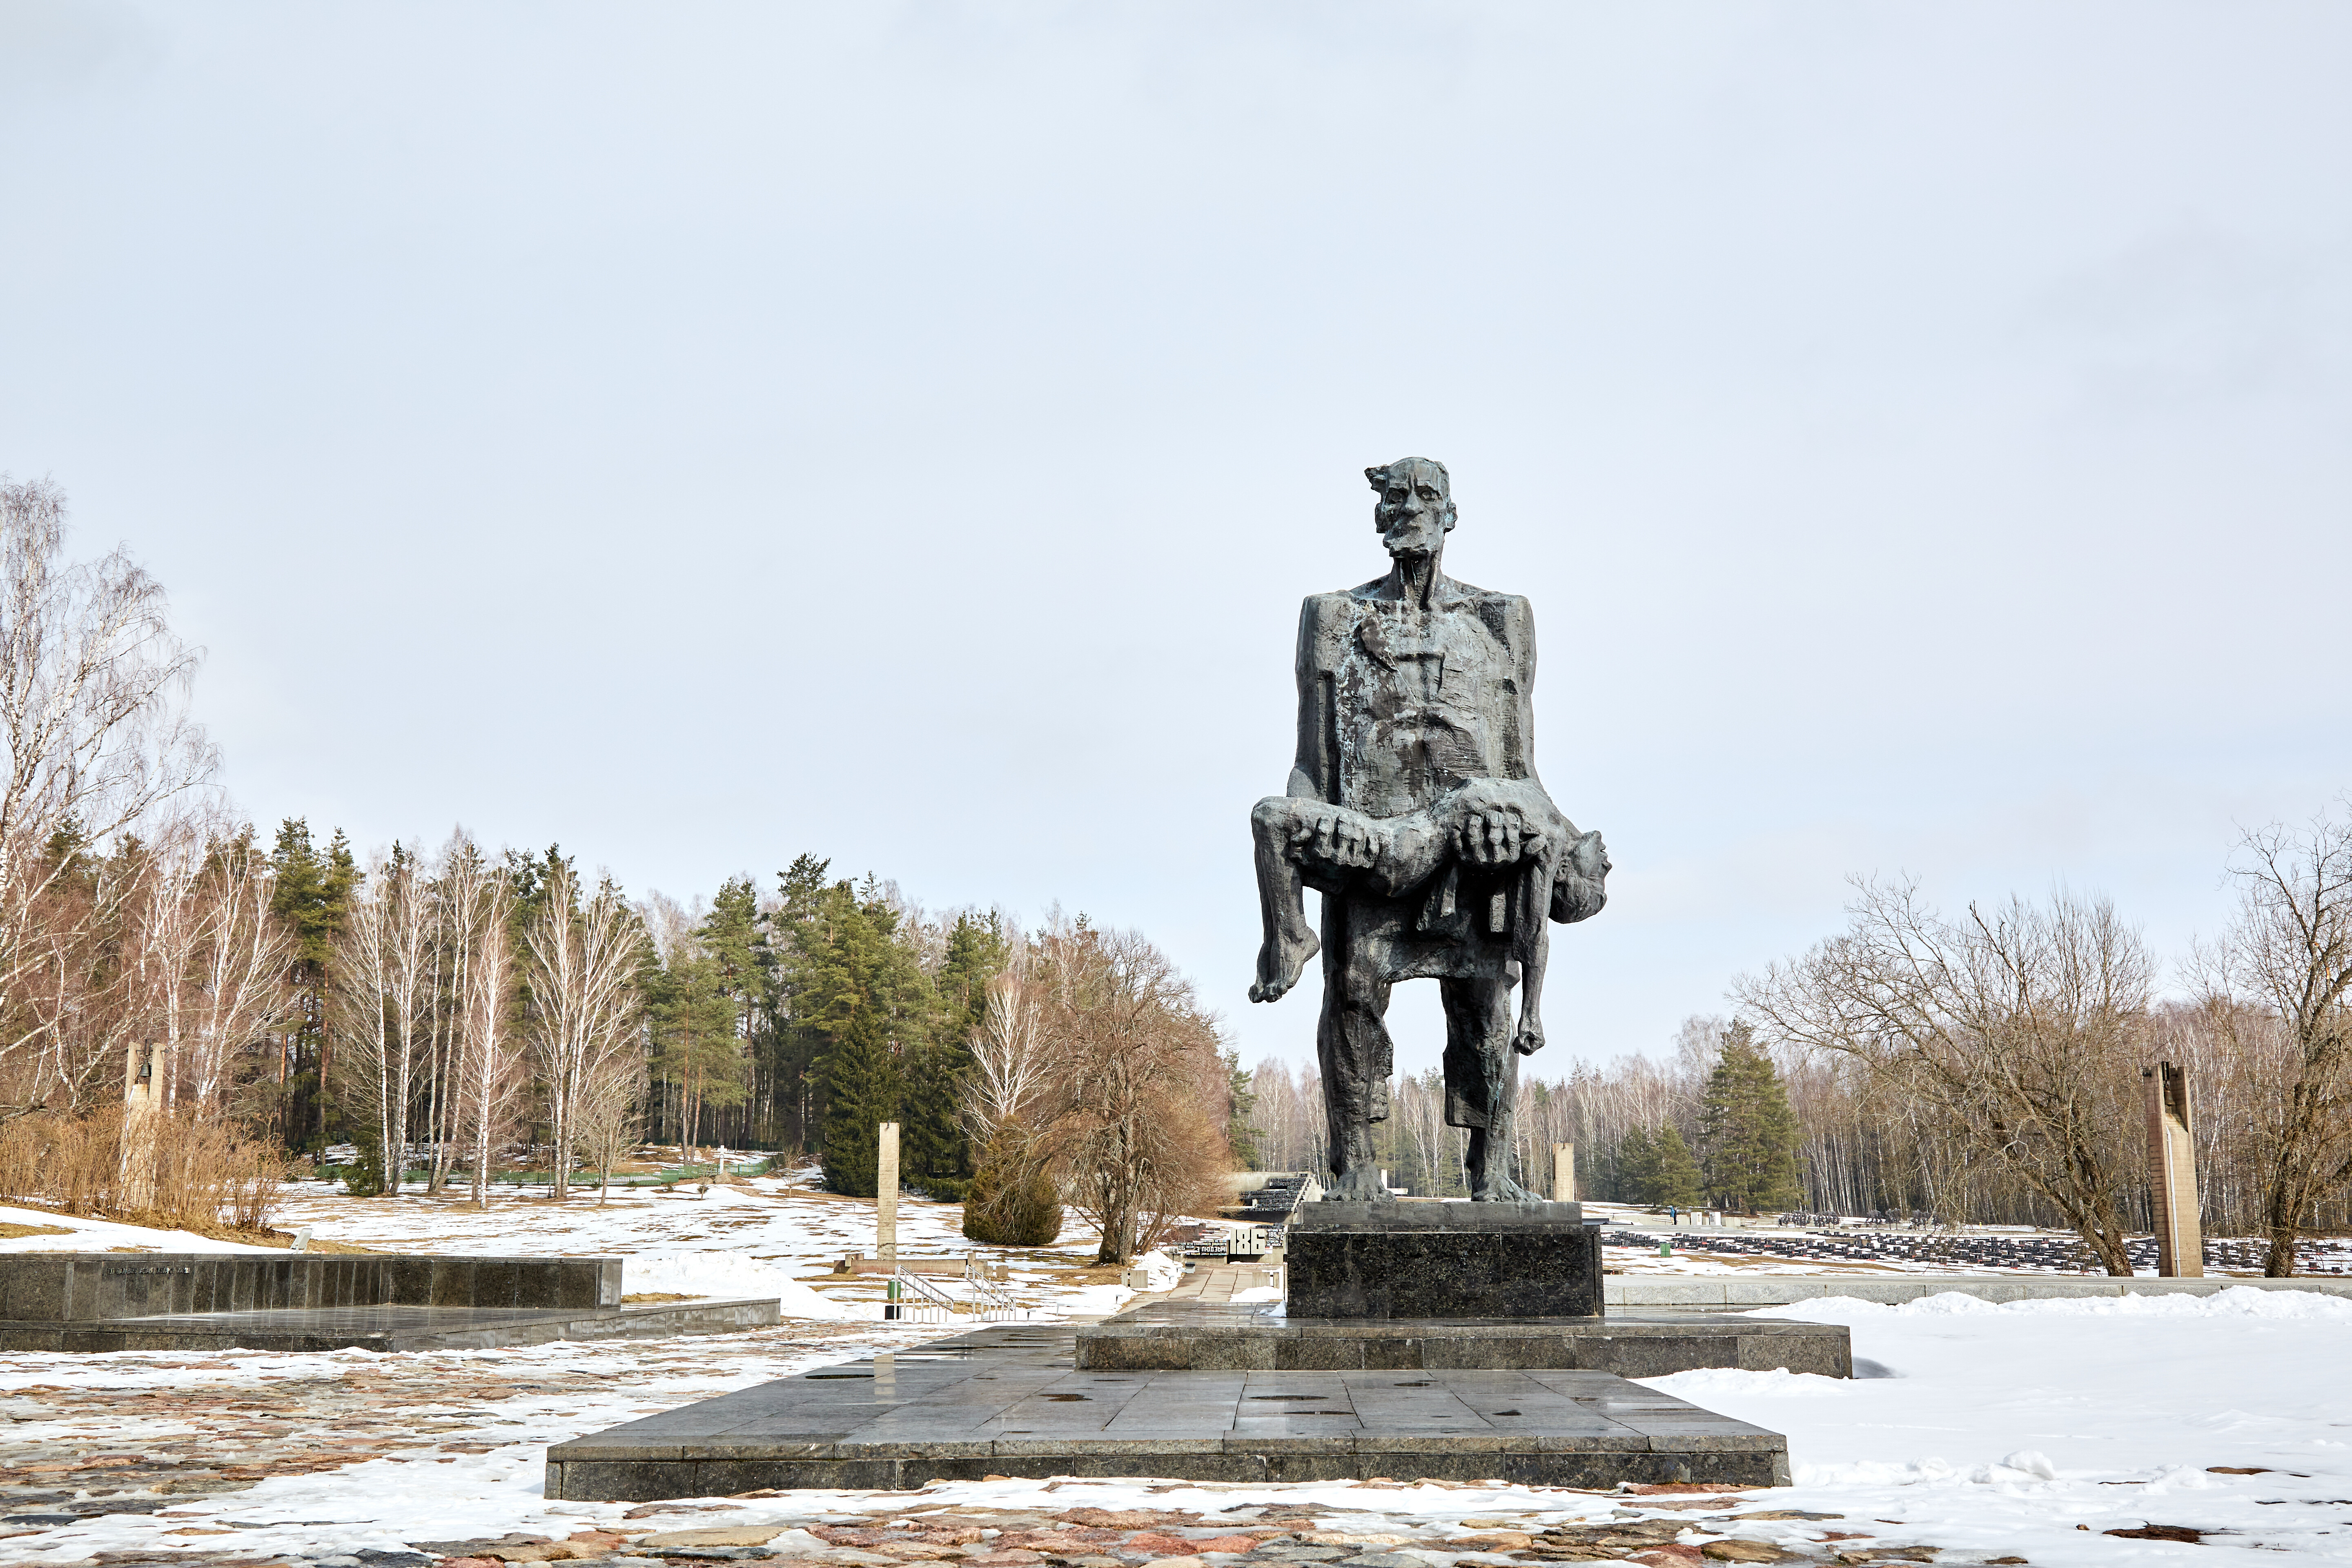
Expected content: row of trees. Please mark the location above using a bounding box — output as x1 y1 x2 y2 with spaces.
1242 811 2352 1277
7 474 2345 1272
0 478 1236 1260
1737 815 2352 1276
1241 1017 1800 1213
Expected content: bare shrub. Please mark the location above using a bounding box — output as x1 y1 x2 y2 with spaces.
1026 920 1230 1264
0 1106 282 1230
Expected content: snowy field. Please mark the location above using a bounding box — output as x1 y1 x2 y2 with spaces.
0 1170 1151 1322
3 1287 2349 1566
267 1170 1147 1320
4 1185 2351 1564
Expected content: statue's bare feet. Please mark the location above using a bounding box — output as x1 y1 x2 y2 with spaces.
1472 1172 1544 1203
1249 919 1319 1003
1321 1167 1393 1202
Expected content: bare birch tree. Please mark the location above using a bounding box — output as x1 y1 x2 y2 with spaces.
577 1047 647 1203
522 861 645 1200
443 837 522 1207
963 961 1048 1143
2196 808 2352 1275
331 852 435 1194
0 478 216 1112
330 864 394 1190
1737 880 2153 1274
181 827 290 1113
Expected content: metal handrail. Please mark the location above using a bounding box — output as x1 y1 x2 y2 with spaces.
883 1262 1039 1324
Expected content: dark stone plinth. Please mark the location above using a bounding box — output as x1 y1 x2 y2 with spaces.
1075 1301 1849 1377
0 1297 779 1353
1286 1201 1602 1319
0 1253 623 1322
0 1253 774 1352
544 1324 1791 1500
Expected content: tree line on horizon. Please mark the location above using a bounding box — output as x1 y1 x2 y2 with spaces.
1242 832 2352 1279
5 474 2348 1276
0 477 1238 1263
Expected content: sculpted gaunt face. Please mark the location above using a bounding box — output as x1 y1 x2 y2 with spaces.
1370 458 1455 564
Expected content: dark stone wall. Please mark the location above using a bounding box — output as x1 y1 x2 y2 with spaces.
1285 1202 1602 1319
0 1254 622 1321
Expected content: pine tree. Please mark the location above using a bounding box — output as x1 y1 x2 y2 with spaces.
764 853 835 1152
268 818 358 1151
819 1002 902 1197
1697 1022 1803 1213
1223 1047 1261 1169
646 938 740 1154
695 877 767 1146
787 871 938 1193
901 911 1007 1194
1612 1125 1658 1204
1651 1125 1704 1209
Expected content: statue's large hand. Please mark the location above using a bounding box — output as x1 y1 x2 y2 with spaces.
1293 808 1384 871
1441 782 1546 866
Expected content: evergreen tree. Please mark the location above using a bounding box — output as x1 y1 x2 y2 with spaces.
1612 1125 1658 1204
763 853 835 1152
268 818 357 1151
697 876 768 1145
645 934 741 1153
784 870 939 1193
1651 1124 1704 1209
818 1002 902 1197
1223 1047 1261 1169
1697 1021 1803 1212
902 911 1007 1193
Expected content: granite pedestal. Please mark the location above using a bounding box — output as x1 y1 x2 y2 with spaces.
1075 1300 1850 1377
544 1323 1790 1498
1286 1200 1604 1319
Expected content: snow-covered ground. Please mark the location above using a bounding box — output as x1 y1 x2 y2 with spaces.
6 1185 2352 1564
0 1203 283 1255
1656 1287 2352 1559
262 1169 1139 1322
4 1287 2350 1564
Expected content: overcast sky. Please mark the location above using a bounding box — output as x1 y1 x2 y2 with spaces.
4 2 2348 1077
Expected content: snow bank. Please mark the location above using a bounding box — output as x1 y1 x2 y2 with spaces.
626 1253 846 1319
1054 1283 1134 1317
1129 1249 1183 1290
0 1203 281 1254
1635 1365 1858 1401
1753 1285 2352 1323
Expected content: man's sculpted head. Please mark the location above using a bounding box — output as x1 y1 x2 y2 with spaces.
1367 457 1455 561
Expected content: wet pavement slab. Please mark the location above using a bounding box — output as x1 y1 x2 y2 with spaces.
545 1323 1791 1498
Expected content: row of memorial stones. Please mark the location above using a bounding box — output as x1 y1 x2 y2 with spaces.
1606 1228 2352 1274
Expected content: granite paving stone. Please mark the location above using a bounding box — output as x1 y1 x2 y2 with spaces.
545 1323 1789 1497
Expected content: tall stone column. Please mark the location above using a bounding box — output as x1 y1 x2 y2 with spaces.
2145 1063 2203 1278
1552 1142 1576 1203
121 1041 163 1212
877 1121 900 1271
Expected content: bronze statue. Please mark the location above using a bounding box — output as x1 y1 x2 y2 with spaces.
1250 458 1609 1201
